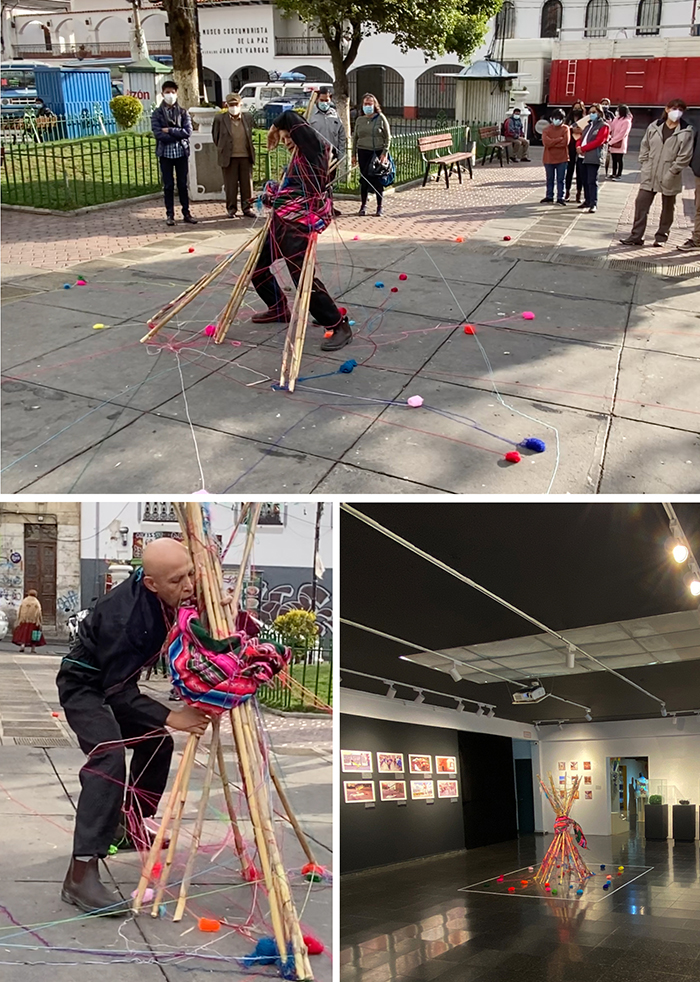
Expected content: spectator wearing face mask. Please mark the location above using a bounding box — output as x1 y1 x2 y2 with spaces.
600 98 615 121
151 81 197 227
212 93 256 219
620 99 694 247
309 87 347 216
503 107 531 161
352 93 391 216
576 104 610 213
540 110 570 205
608 105 633 180
565 100 586 201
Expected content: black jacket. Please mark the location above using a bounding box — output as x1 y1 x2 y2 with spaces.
56 571 172 725
691 130 700 178
151 101 192 158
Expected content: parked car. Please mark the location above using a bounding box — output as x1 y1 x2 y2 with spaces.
238 82 312 112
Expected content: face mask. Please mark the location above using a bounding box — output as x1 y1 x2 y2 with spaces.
667 109 682 122
318 101 329 112
228 105 241 116
363 105 374 115
589 112 598 121
163 92 177 106
513 113 520 119
553 119 562 126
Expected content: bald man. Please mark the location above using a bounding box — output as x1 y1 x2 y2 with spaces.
56 539 210 915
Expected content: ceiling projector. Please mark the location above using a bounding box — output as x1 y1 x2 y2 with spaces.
512 684 547 704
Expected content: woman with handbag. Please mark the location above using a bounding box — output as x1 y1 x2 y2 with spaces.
12 589 46 653
353 93 392 217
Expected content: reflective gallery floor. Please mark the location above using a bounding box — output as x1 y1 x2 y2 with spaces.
340 832 700 982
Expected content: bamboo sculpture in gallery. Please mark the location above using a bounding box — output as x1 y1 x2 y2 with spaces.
132 501 315 980
535 773 592 889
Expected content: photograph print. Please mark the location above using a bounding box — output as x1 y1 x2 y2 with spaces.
411 780 435 799
380 781 408 801
435 756 457 773
437 780 458 798
341 750 373 773
377 752 405 773
344 781 376 803
409 754 432 773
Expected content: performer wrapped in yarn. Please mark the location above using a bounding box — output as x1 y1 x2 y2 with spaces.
252 109 353 352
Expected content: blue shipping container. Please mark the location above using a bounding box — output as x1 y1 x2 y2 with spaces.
35 67 113 138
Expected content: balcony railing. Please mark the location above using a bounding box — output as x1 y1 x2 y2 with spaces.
274 36 329 56
12 41 171 60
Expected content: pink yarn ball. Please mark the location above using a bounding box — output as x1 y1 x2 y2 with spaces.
353 235 360 241
204 325 217 337
132 888 154 902
399 273 408 281
193 490 210 497
522 311 535 320
75 279 87 286
407 395 424 408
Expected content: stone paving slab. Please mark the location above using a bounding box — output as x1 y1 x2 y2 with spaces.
498 259 637 304
625 305 700 357
599 417 700 494
614 347 700 431
19 281 181 321
315 461 447 493
632 272 700 311
381 247 515 287
339 271 491 322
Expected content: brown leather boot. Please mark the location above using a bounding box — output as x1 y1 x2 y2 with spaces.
251 305 291 324
320 316 353 352
61 857 131 916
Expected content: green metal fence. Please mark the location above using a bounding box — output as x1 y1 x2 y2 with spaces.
256 629 333 714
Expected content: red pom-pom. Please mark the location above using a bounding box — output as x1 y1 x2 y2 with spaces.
303 935 325 955
338 307 347 316
505 451 521 463
508 886 515 892
463 324 476 335
152 862 163 879
391 287 398 292
188 247 195 253
503 236 511 241
52 711 60 717
302 862 326 881
455 236 464 243
398 273 408 281
242 864 261 882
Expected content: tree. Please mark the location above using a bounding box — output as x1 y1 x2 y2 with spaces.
161 0 200 110
275 0 502 140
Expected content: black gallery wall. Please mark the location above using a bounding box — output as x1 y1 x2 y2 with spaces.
340 714 518 874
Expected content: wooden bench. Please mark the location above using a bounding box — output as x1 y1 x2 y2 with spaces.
418 132 476 189
478 125 514 166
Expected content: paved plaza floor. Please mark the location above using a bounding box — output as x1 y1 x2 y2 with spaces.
0 652 332 982
2 150 699 494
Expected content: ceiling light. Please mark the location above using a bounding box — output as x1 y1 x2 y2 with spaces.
585 712 592 722
386 684 397 699
672 541 689 563
690 578 700 597
661 706 668 717
414 691 425 704
486 707 495 718
449 663 462 683
476 704 484 717
512 684 547 704
566 643 576 670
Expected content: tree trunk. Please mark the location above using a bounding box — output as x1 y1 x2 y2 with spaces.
327 36 351 162
162 0 200 110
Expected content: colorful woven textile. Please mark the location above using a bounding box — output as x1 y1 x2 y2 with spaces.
168 606 291 712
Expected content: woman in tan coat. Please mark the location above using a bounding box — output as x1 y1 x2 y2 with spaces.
12 589 45 652
540 109 570 205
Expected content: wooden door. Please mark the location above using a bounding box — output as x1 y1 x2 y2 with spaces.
23 524 58 628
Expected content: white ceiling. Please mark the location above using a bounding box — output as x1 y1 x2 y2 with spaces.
406 609 700 684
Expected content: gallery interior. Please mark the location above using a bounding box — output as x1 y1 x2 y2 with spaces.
339 502 700 982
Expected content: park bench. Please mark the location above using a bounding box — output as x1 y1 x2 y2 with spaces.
478 125 514 166
418 131 476 189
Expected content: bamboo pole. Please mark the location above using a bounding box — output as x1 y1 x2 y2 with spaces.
216 737 256 879
279 232 317 393
269 761 317 867
214 223 270 344
228 502 262 618
173 717 222 922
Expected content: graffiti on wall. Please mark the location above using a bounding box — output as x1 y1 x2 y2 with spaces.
0 555 23 608
56 589 79 614
221 574 332 637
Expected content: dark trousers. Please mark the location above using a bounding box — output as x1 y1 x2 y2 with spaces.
545 162 567 202
630 188 677 243
252 216 342 328
222 157 253 214
566 147 583 196
610 152 624 178
159 155 190 218
63 685 173 857
357 147 384 208
583 163 600 206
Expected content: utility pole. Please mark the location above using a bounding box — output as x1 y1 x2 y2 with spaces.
310 502 323 613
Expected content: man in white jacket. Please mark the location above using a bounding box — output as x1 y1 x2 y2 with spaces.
620 99 694 247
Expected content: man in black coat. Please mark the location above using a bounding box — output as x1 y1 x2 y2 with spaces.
151 80 198 227
57 538 210 915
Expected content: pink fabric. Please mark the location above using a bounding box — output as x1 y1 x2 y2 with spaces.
609 115 633 154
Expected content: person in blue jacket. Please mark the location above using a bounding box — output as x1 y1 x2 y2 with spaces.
151 80 198 227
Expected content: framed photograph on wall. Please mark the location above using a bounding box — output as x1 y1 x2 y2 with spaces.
585 790 593 800
437 780 458 798
584 776 592 785
376 752 405 773
435 756 457 773
411 780 435 799
409 754 432 774
584 761 592 770
570 761 579 771
379 780 407 801
558 761 566 771
341 750 372 773
344 781 375 803
559 775 566 786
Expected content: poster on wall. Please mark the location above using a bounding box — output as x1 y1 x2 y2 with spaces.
380 780 407 801
558 761 566 771
585 790 593 800
341 750 372 773
570 761 579 771
437 780 458 798
411 780 435 799
436 756 457 773
409 754 432 774
344 781 375 803
574 791 580 799
377 752 404 773
584 761 591 770
559 775 566 786
584 776 592 785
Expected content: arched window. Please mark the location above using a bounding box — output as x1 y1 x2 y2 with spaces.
637 0 661 35
540 0 562 37
494 1 516 39
584 0 609 38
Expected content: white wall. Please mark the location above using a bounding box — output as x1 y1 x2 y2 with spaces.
535 716 700 837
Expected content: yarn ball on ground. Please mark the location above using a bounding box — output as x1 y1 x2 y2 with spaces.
603 882 610 890
349 320 356 326
576 889 584 896
353 235 360 240
75 279 87 286
339 307 347 316
600 865 606 870
93 323 108 330
204 324 217 337
503 236 511 241
399 273 408 281
188 247 195 253
303 935 325 955
302 862 327 882
528 866 534 871
505 451 521 463
241 937 279 967
508 886 515 892
522 311 536 320
497 876 504 883
391 287 399 292
63 284 71 289
551 888 558 895
52 711 60 717
463 324 476 334
618 866 624 871
375 281 384 288
132 888 154 902
520 880 528 886
338 359 357 374
455 236 464 243
198 917 221 933
407 395 424 408
521 437 546 453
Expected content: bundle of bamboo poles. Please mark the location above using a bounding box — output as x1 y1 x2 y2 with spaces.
278 232 318 393
535 773 591 887
132 501 313 981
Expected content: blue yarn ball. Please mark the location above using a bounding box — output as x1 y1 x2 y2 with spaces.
576 888 584 896
600 864 606 870
63 284 71 289
520 437 546 453
375 281 384 288
241 936 279 967
339 359 357 373
349 320 356 326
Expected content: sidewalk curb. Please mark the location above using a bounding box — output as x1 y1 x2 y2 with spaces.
1 193 163 217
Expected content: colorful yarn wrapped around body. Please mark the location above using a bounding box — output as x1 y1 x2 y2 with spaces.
168 606 291 713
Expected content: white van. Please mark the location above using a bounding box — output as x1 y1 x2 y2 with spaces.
238 82 311 111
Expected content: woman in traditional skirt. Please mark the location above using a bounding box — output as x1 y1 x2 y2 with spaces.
12 589 46 652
